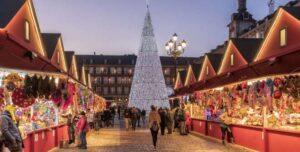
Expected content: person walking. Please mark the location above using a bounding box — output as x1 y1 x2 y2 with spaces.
76 111 89 149
148 106 161 150
130 107 138 130
124 108 130 131
166 108 173 134
141 109 146 126
137 108 141 127
1 110 23 152
177 106 186 135
117 106 121 120
158 108 166 135
219 109 234 145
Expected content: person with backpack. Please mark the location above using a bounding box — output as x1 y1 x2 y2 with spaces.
148 105 161 150
1 110 23 152
76 111 89 149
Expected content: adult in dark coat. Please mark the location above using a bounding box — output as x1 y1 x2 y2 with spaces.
158 108 167 135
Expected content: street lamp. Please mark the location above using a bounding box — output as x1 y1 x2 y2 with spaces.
165 33 187 73
165 33 187 108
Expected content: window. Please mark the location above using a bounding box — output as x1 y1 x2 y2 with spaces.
89 67 94 74
117 87 122 94
206 66 209 76
164 68 171 75
57 51 60 65
121 77 126 84
90 59 94 64
110 87 115 94
103 87 108 95
110 67 116 74
230 54 234 66
124 87 130 94
108 77 115 84
128 68 133 75
117 77 122 84
280 28 287 47
96 87 101 93
118 59 122 64
104 59 108 64
128 78 132 84
96 77 102 84
96 67 107 74
117 67 122 74
25 20 30 41
103 77 109 84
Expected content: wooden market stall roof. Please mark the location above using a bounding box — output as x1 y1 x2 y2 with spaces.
184 63 202 86
255 7 300 62
198 53 223 82
65 51 79 80
174 6 300 95
0 0 63 72
42 33 68 73
218 38 262 75
75 55 87 85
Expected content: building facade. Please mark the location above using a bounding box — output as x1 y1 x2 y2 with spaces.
76 55 199 104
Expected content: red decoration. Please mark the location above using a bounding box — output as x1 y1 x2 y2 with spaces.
12 88 35 108
274 90 282 99
0 88 4 99
274 77 282 87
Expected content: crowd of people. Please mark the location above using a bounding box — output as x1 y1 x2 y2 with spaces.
123 107 146 131
148 104 191 150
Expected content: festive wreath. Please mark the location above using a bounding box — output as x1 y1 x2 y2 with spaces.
12 88 36 108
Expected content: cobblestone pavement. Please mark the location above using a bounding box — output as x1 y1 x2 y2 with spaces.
57 121 251 152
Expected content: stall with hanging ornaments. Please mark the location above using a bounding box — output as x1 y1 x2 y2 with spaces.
0 68 98 139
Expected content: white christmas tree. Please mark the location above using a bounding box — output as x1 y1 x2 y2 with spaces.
128 4 170 111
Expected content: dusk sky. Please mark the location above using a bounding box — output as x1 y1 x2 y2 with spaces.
33 0 289 57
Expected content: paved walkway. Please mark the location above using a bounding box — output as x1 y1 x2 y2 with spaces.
56 118 251 152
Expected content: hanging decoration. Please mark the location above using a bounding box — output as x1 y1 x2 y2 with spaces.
12 88 35 108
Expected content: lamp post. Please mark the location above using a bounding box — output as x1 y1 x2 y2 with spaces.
165 33 187 108
165 33 187 84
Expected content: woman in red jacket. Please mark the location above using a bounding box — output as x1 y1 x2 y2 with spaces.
76 111 89 149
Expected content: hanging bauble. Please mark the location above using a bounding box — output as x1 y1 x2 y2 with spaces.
6 81 16 91
274 90 282 99
12 88 35 108
274 77 282 88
